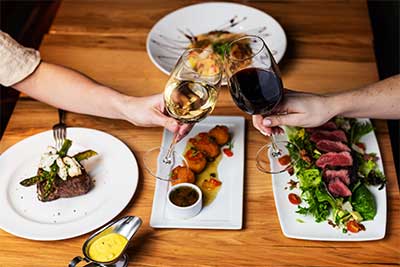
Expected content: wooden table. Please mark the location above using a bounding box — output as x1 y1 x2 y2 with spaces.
1 1 399 266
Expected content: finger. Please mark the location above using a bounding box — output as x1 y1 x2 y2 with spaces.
175 123 194 142
272 126 284 135
252 115 267 135
150 110 179 132
263 114 302 127
252 115 274 136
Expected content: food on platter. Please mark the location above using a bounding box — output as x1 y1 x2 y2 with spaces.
208 125 230 146
186 49 222 76
189 132 221 159
169 185 200 207
188 31 251 59
170 166 195 186
184 149 207 174
20 139 97 202
187 31 252 75
170 125 232 206
285 118 386 233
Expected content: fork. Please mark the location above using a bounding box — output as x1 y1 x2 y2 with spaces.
53 109 67 150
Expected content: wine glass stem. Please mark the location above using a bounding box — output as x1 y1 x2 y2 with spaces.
163 131 179 164
270 134 282 158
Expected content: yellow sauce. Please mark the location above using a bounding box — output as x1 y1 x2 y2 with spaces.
88 233 128 262
184 144 223 206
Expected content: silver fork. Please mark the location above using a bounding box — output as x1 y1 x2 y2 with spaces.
53 109 67 150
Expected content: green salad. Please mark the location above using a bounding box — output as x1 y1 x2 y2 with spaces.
286 117 386 233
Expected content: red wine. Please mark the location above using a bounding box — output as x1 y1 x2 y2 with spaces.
228 68 283 115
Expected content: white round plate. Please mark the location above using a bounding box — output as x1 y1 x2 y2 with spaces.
146 2 287 76
0 128 138 241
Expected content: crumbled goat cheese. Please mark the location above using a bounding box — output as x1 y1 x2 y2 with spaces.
63 156 82 177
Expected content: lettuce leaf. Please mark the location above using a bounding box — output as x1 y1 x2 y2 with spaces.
351 184 377 220
298 169 321 189
350 120 374 144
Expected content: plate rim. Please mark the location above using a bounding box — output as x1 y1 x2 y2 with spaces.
0 127 139 241
146 1 287 76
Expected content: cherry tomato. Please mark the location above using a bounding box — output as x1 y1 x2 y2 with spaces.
288 193 301 205
356 142 366 151
346 220 365 233
202 178 222 190
278 155 291 166
223 148 234 157
209 178 222 187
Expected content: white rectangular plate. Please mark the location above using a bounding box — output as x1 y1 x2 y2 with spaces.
150 116 245 229
272 119 387 241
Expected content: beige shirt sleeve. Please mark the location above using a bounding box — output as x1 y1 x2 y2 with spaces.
0 31 41 87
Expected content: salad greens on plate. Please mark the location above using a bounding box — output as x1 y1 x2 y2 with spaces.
286 117 386 233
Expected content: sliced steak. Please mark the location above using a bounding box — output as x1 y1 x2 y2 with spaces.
320 121 338 130
327 178 352 197
316 140 350 153
323 169 350 185
307 121 338 132
310 130 348 143
316 152 353 169
37 169 93 202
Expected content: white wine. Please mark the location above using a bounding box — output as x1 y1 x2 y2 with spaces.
164 80 218 123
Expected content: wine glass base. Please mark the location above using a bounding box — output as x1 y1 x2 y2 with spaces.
256 140 296 174
143 146 188 181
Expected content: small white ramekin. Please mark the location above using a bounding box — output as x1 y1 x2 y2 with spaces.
167 183 203 219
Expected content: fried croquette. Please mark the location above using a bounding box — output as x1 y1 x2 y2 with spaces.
185 148 207 173
189 133 220 159
208 125 230 146
170 166 195 186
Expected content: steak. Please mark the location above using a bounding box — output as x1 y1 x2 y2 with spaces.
327 178 352 197
307 121 338 132
310 130 348 143
316 152 353 168
323 169 350 185
319 121 338 130
316 140 350 153
37 169 93 202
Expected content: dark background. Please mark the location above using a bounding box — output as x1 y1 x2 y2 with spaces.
1 0 399 179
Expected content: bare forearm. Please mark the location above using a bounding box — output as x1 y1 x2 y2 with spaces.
329 75 400 119
13 62 129 120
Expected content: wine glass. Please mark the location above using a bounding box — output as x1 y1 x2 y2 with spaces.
224 35 297 174
144 48 223 181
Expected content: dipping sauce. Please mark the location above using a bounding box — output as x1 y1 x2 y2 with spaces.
196 153 222 206
169 186 199 207
88 233 128 262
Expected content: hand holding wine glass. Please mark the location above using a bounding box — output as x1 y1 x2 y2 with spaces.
144 48 223 181
225 35 297 174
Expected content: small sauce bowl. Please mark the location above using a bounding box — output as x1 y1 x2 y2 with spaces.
69 216 142 267
167 183 202 219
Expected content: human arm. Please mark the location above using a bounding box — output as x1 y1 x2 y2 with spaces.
12 62 192 139
0 30 193 139
253 75 400 135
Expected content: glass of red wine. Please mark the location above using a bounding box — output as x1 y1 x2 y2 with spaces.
225 35 297 174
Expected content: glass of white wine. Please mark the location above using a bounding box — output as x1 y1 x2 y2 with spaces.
144 48 223 181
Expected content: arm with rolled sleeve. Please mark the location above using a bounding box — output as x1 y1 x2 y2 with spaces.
0 31 41 87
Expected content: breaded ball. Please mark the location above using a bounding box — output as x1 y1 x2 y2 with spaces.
189 133 220 159
208 125 230 146
170 166 195 186
185 148 207 173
